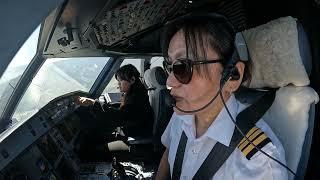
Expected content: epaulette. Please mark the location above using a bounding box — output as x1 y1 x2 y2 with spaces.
237 126 272 160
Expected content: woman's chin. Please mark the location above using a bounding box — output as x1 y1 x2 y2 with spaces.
174 108 190 115
174 103 194 115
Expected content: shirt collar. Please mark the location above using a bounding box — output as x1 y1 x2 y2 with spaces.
179 95 239 146
205 95 239 146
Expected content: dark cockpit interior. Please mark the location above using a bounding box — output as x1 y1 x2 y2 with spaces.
0 0 320 179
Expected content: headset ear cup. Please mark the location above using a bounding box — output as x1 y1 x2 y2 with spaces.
230 68 240 81
220 66 239 84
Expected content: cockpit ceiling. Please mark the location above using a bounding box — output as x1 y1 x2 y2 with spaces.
43 0 247 57
90 0 182 47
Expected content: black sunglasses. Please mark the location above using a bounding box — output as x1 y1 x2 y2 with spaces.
163 58 223 84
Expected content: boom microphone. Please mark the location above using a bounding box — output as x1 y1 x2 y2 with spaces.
164 88 222 114
164 90 176 108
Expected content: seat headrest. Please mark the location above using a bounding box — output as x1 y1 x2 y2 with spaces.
243 16 311 88
144 69 153 88
144 67 167 89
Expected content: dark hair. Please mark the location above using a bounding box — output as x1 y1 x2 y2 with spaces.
162 13 252 85
115 64 147 105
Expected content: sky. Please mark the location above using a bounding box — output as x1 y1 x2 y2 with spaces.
0 26 40 83
9 25 40 68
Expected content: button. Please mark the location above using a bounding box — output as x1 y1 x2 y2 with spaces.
192 149 198 154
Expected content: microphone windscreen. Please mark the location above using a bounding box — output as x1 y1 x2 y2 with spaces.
164 90 176 108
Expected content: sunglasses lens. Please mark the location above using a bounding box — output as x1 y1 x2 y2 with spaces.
173 61 192 84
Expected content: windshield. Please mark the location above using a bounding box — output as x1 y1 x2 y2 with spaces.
11 57 110 124
0 26 40 117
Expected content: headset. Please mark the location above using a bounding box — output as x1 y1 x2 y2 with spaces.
164 13 297 176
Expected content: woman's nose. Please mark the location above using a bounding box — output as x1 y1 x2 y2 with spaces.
166 72 180 88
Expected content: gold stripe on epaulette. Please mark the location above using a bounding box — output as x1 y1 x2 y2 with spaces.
242 133 268 156
238 128 262 151
237 126 272 160
238 126 259 145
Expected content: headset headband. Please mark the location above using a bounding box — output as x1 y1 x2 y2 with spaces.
165 13 249 62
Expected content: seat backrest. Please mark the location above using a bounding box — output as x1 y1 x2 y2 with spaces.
144 67 173 152
240 16 319 179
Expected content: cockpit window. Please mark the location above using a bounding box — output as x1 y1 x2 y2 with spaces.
12 57 110 124
0 26 40 119
150 56 164 69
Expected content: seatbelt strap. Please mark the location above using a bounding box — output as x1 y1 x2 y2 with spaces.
171 131 188 180
171 89 276 180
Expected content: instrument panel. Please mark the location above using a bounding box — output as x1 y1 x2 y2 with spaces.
0 91 87 179
0 91 157 179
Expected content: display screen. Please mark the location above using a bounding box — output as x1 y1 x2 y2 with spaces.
107 92 121 102
37 135 61 165
65 115 81 134
56 157 75 179
56 123 73 143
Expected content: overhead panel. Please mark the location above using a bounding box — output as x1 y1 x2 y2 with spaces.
85 0 184 49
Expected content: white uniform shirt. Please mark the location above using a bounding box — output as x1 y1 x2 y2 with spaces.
161 95 288 180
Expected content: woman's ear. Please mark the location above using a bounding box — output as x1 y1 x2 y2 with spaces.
130 77 136 84
226 62 245 93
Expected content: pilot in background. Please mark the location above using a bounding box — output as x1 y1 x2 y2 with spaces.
76 64 153 161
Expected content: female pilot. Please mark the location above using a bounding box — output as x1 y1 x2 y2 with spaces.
156 14 288 179
77 64 153 161
78 64 153 137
